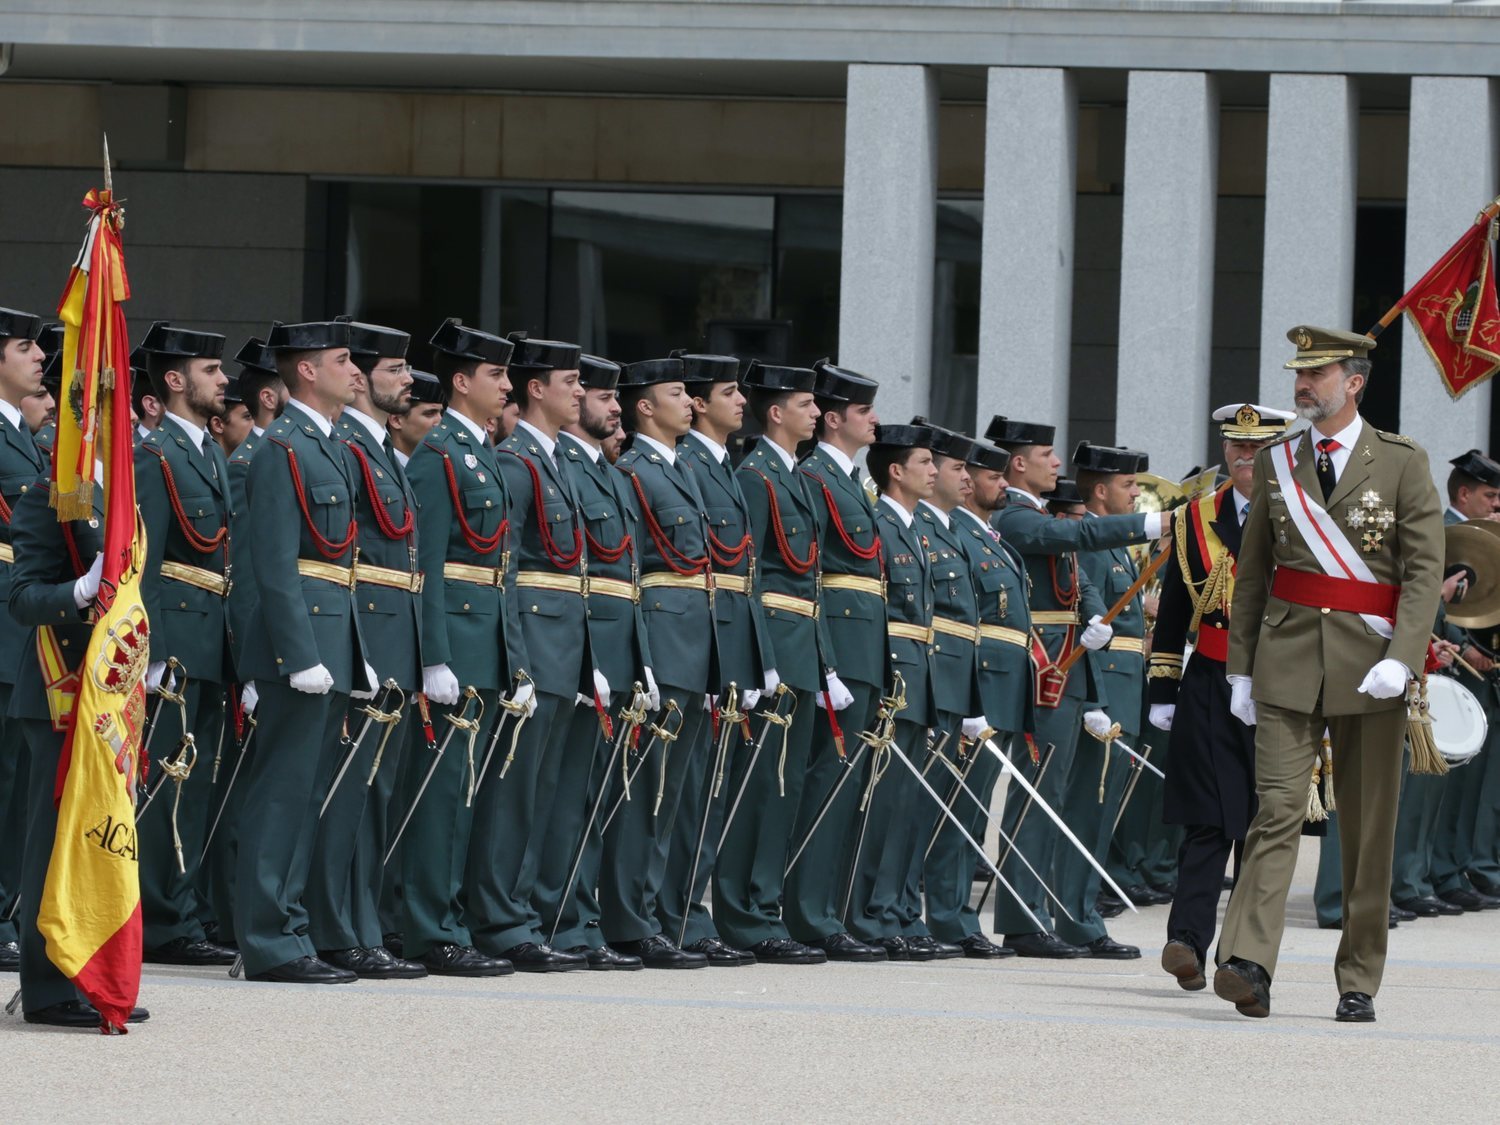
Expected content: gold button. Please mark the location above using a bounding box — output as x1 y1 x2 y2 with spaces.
843 608 850 616
982 660 989 669
1321 606 1330 615
934 644 942 652
58 610 65 618
276 657 284 664
531 605 539 612
485 500 492 508
677 517 684 524
855 525 863 532
61 639 69 647
463 602 471 610
330 495 337 502
654 601 662 610
368 602 375 610
313 606 320 613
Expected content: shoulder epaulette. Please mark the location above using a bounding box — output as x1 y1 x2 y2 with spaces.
1374 429 1415 447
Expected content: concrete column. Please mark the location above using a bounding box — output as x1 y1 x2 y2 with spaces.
1399 77 1498 469
976 67 1078 445
1258 75 1358 408
1115 71 1219 477
837 64 938 425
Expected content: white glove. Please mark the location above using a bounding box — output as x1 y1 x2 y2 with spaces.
73 552 104 609
508 681 537 718
1143 511 1166 540
1080 614 1113 651
742 688 762 709
1082 709 1113 737
820 672 854 712
289 664 334 695
241 681 259 715
643 667 661 712
1228 675 1257 726
705 693 716 712
575 693 591 708
593 669 611 702
1357 658 1410 700
961 716 988 740
350 661 380 700
422 663 461 706
1148 703 1175 731
145 661 172 695
763 668 781 695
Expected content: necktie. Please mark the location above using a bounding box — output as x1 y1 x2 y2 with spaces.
1315 438 1340 501
851 465 861 483
1239 500 1249 525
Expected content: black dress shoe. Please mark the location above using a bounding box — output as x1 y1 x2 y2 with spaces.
383 932 404 959
319 946 427 980
0 940 21 971
1124 883 1171 907
1083 935 1141 960
566 944 643 971
1161 940 1205 990
500 942 588 973
1438 888 1488 913
419 942 513 977
1390 904 1417 922
745 937 827 965
1475 892 1500 911
959 934 1014 959
875 936 911 961
805 932 884 963
1213 957 1271 1018
144 936 238 966
1432 897 1465 916
1150 880 1178 896
246 955 357 984
1096 891 1126 920
1395 896 1441 918
1469 872 1500 895
1335 991 1375 1022
610 934 708 970
24 999 150 1027
908 935 963 960
1003 931 1086 959
685 936 758 966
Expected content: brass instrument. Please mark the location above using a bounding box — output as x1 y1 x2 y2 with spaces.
1443 522 1500 630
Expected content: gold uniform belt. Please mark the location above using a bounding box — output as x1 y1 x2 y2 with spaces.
640 572 710 592
1109 636 1146 655
160 560 230 597
1031 610 1080 626
0 542 12 565
932 616 979 645
297 559 356 590
821 574 884 598
515 571 585 595
887 621 934 644
443 561 505 587
762 591 818 618
587 576 638 602
979 624 1028 648
355 563 424 594
714 574 751 595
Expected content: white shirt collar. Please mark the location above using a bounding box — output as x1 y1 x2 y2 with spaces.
446 408 489 445
762 435 798 472
251 424 265 438
880 493 914 527
0 399 22 432
918 499 950 528
515 418 557 461
636 432 677 465
1005 485 1044 511
136 422 152 441
562 433 602 463
954 506 989 533
164 411 209 454
1447 505 1468 524
817 441 856 476
1309 416 1362 461
342 405 388 449
393 448 410 467
687 429 728 464
285 396 333 438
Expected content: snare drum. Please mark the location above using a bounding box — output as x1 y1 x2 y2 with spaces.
1427 674 1488 766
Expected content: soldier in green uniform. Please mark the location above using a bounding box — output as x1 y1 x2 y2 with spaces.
538 355 650 970
210 373 255 456
233 319 381 984
388 370 446 466
662 351 776 964
603 357 715 969
399 319 531 978
0 307 49 975
717 362 836 965
989 416 1164 958
783 361 889 962
20 322 59 441
132 321 238 967
304 319 427 979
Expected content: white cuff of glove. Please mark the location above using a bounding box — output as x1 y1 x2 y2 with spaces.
241 681 259 715
422 663 461 706
350 661 380 700
1228 677 1257 727
642 667 661 712
1148 703 1175 731
145 661 170 695
289 664 334 695
742 688 762 709
593 669 611 702
961 716 988 740
1080 614 1113 651
508 681 537 718
1082 709 1113 737
763 668 781 695
1357 658 1410 700
1143 511 1165 540
73 553 104 610
823 672 854 712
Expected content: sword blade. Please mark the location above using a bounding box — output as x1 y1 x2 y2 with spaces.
1110 734 1165 779
716 706 783 850
547 717 629 946
1111 744 1152 835
382 721 461 866
677 727 734 947
786 743 867 877
979 742 1055 914
320 713 379 819
198 719 256 865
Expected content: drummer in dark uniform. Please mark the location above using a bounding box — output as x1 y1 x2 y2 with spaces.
1148 403 1293 990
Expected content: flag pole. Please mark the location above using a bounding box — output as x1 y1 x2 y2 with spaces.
1366 194 1500 340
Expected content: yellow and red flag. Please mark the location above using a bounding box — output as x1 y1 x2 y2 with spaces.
37 184 148 1034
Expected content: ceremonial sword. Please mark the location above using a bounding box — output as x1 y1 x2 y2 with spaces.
383 687 480 865
470 671 537 804
199 711 257 865
599 699 684 834
977 741 1054 915
319 680 401 818
716 684 794 850
1112 743 1154 835
676 683 746 946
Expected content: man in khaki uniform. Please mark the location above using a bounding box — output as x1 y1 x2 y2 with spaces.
1215 325 1443 1023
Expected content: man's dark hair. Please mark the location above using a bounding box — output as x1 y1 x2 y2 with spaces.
620 386 654 433
506 367 554 410
1448 468 1484 504
241 368 282 423
432 352 481 395
1346 357 1372 406
275 349 322 392
145 353 183 402
812 398 846 442
1075 468 1111 503
867 445 920 492
747 387 794 431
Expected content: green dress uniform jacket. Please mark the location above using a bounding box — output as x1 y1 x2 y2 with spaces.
952 506 1033 735
915 502 982 718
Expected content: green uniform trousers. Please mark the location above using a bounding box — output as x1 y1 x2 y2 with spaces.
1054 739 1133 946
924 729 1006 942
0 687 24 946
1389 754 1443 903
1218 702 1405 996
1107 737 1174 891
1468 723 1500 887
846 717 929 942
17 719 81 1013
201 715 252 945
350 712 409 949
538 701 615 950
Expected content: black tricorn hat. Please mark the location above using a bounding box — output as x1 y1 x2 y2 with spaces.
1073 441 1147 475
0 307 43 341
619 358 685 388
222 374 246 406
235 337 278 376
129 345 149 377
579 355 621 391
335 316 410 361
429 318 513 366
741 361 816 394
267 320 351 352
140 321 226 360
670 349 741 388
39 323 65 390
909 416 974 462
1045 477 1085 507
870 423 936 451
1451 448 1500 488
986 415 1055 448
407 369 447 406
965 440 1010 472
813 359 879 406
507 331 582 372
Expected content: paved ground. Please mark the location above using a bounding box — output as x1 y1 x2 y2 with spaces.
6 838 1499 1122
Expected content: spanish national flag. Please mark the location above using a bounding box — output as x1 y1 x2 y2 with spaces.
36 183 147 1034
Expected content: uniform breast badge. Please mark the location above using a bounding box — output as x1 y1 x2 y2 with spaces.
1347 489 1394 552
464 453 479 470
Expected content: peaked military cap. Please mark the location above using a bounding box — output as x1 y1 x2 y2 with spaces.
670 349 742 388
1073 441 1147 475
0 307 43 341
1045 477 1085 507
507 331 582 372
1451 448 1500 488
429 318 513 366
335 316 410 361
1213 402 1295 441
741 361 816 394
965 439 1010 472
407 369 446 406
579 355 621 391
812 359 879 406
267 320 351 352
140 321 226 360
1283 325 1375 370
619 358 685 387
235 337 278 376
870 423 936 451
986 415 1055 448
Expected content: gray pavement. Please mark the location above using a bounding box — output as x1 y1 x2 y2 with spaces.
6 837 1499 1123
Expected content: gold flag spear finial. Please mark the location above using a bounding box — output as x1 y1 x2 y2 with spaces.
103 133 112 194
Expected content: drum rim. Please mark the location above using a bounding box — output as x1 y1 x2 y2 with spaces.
1428 674 1488 763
